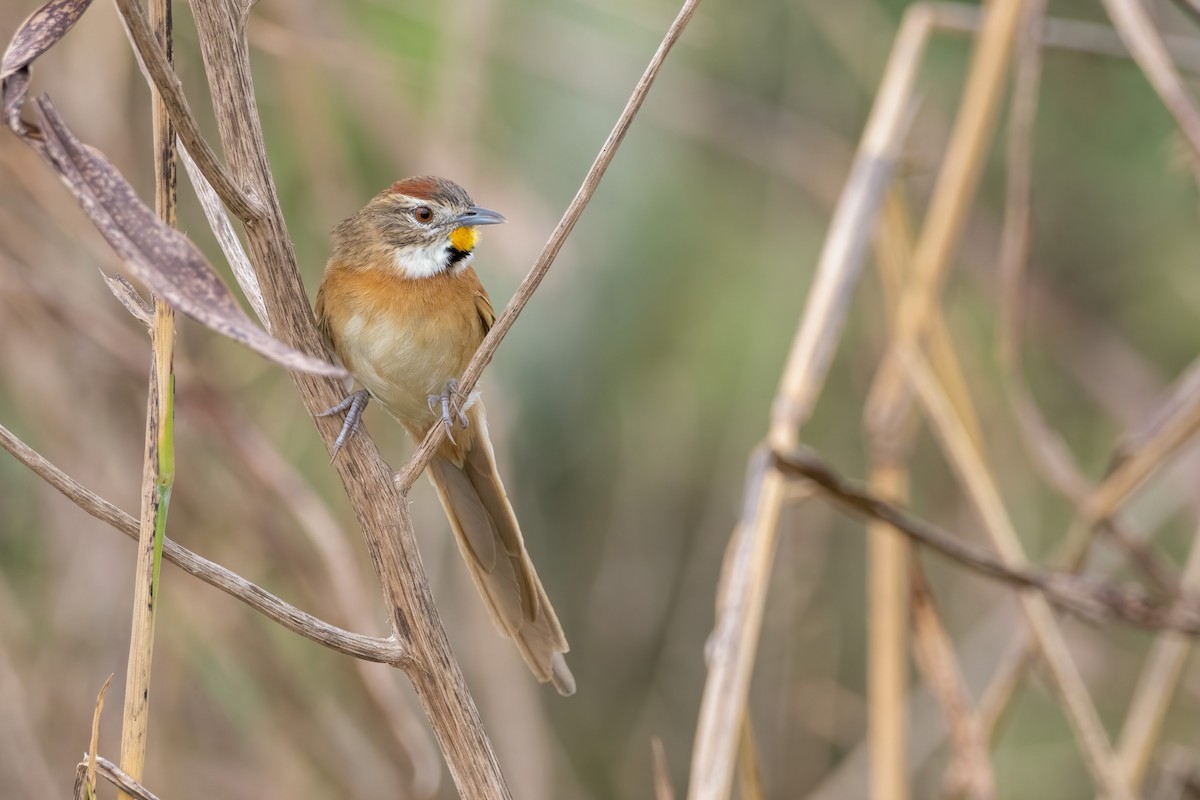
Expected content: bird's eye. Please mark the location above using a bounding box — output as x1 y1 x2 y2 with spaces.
413 205 433 223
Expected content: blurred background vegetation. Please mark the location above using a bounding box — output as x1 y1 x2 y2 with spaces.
2 0 1200 797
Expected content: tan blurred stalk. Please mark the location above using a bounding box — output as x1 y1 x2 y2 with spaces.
687 7 934 797
117 0 176 793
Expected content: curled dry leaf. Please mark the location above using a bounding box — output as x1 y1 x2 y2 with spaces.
2 0 344 377
1 0 92 129
26 96 346 377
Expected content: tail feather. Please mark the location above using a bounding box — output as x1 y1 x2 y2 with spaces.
423 404 573 695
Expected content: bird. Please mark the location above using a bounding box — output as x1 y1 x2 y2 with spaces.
314 176 574 696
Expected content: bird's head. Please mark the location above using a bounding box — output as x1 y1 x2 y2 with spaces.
336 176 506 279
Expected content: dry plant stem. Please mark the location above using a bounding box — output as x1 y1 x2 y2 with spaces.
687 11 933 800
864 185 983 800
208 407 438 795
900 346 1133 799
766 4 933 449
866 190 919 800
864 188 907 800
689 451 786 800
651 737 677 800
980 0 1195 739
118 1 175 790
1116 358 1200 465
866 462 910 800
795 4 1198 765
872 0 1029 442
178 143 267 325
1086 398 1200 524
735 714 765 800
1115 517 1200 789
768 447 1200 636
186 0 697 793
87 675 112 799
977 393 1200 740
184 0 512 790
928 2 1200 73
84 756 162 800
1098 0 1200 157
110 0 262 221
396 0 702 493
0 422 403 664
908 562 995 800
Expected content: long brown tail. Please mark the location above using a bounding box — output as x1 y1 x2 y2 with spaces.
422 403 574 695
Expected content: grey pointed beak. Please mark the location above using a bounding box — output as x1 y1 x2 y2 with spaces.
455 206 506 226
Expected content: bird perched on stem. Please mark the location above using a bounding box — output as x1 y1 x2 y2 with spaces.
315 176 574 695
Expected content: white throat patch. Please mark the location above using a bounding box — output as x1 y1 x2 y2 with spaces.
393 241 449 279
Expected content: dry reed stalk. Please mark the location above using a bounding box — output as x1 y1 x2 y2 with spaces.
900 346 1134 798
109 0 260 222
871 0 1028 444
396 0 702 492
864 190 918 800
866 461 911 800
976 378 1200 739
1099 0 1200 156
177 144 266 326
865 183 984 800
736 714 765 800
687 10 934 798
204 405 439 796
86 675 112 800
907 563 994 800
179 0 496 786
795 7 1200 785
81 756 161 800
182 0 698 793
117 0 175 791
652 737 677 800
0 419 406 663
1114 517 1200 789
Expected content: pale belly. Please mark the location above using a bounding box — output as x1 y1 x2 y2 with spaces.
336 310 479 428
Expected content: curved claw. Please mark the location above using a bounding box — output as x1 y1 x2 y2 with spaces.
427 378 470 444
319 389 369 462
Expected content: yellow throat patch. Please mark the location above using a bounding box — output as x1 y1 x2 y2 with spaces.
449 226 480 253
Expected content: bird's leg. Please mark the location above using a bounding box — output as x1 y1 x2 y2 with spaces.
427 378 470 444
318 389 370 462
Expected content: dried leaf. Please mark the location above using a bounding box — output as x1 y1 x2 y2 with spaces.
86 674 112 797
31 95 345 377
1 0 93 129
101 271 153 326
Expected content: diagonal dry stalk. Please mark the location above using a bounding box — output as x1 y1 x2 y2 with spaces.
865 186 987 800
794 7 1200 796
690 0 1031 792
5 0 703 789
0 420 406 664
75 756 161 800
908 562 994 800
686 9 936 798
118 0 697 794
770 446 1200 636
117 0 175 792
1099 0 1200 157
1115 517 1200 790
395 0 702 493
864 189 918 800
900 347 1133 798
199 402 439 796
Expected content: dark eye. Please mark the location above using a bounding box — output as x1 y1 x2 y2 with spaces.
413 205 433 223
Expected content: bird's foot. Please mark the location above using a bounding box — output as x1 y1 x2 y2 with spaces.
318 389 370 462
427 378 470 444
